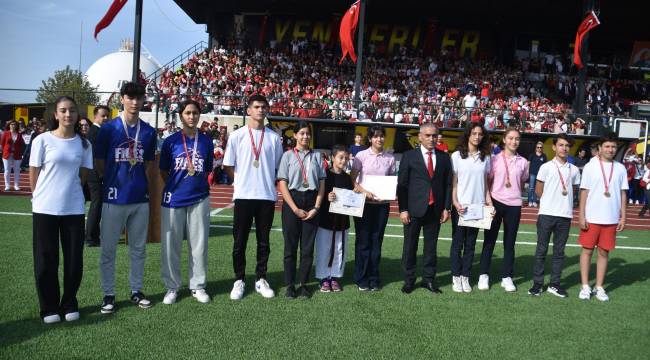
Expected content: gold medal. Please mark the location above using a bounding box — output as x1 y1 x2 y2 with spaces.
253 160 259 168
129 159 137 166
302 182 309 188
188 167 196 176
562 190 568 196
604 191 610 197
505 182 511 188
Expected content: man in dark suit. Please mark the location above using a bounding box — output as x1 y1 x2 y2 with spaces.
397 123 452 294
85 105 111 247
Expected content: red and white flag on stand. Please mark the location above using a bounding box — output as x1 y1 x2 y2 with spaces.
573 11 600 69
95 0 128 40
339 1 361 64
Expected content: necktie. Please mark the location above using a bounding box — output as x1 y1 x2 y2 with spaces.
427 151 435 205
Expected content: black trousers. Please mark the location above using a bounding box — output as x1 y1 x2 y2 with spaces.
85 179 102 243
480 199 521 278
282 190 319 286
533 215 571 286
450 209 479 277
33 213 85 318
402 205 441 284
232 199 275 281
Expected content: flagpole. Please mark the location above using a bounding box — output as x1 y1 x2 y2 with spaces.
354 0 366 119
132 0 143 83
574 0 594 116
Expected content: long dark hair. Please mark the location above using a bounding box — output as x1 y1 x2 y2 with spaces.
48 96 89 149
456 123 490 161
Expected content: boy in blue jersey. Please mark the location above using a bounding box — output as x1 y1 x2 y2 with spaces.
95 82 157 313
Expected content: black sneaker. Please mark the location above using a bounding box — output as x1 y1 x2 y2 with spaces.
547 285 568 298
527 283 543 296
130 291 152 309
285 285 297 299
101 295 116 314
298 286 312 299
370 283 382 292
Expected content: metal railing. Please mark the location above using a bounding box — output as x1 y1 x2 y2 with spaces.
146 41 208 82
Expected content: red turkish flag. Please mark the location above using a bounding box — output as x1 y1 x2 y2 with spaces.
94 0 128 40
339 1 361 64
573 11 600 69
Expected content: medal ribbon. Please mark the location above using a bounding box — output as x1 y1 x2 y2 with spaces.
121 116 140 163
502 151 512 186
598 157 614 195
181 130 198 172
553 158 570 193
248 125 265 164
292 148 311 187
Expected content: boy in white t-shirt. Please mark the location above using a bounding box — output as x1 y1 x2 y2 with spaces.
528 134 580 298
577 133 628 301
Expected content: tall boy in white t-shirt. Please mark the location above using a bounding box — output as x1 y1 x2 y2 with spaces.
528 134 580 298
577 133 627 301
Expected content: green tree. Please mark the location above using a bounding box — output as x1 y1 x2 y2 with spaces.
36 66 99 106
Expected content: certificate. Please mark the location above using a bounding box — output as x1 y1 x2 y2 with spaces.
458 205 494 229
329 187 365 217
361 175 397 201
460 204 483 221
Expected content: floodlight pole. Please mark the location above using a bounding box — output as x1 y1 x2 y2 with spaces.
354 0 366 120
132 0 143 83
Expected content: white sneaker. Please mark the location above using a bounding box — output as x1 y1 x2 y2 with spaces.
635 200 640 205
3 186 9 191
578 285 592 300
43 314 61 324
230 280 245 300
255 278 275 298
163 290 177 305
477 274 489 290
13 186 20 191
628 199 633 204
500 277 517 292
461 276 472 293
192 289 211 303
452 276 463 293
594 286 609 302
64 312 80 322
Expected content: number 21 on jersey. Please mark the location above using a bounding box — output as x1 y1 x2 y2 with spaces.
107 187 118 200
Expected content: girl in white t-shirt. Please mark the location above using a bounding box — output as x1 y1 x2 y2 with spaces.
450 123 493 293
29 96 93 324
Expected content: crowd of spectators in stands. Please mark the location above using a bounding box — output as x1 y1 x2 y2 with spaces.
146 41 649 135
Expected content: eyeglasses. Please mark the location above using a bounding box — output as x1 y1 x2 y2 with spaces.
536 146 542 149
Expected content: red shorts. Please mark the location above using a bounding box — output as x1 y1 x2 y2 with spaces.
578 224 617 251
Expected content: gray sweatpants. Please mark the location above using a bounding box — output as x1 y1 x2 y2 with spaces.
100 202 149 295
161 197 210 291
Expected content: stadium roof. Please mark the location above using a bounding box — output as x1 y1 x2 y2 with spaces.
175 0 649 41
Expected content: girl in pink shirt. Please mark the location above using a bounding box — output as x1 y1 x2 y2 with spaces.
478 128 529 292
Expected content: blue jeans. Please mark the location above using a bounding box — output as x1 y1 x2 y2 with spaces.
353 203 389 288
528 174 537 204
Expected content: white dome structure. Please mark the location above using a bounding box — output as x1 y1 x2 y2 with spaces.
85 39 161 102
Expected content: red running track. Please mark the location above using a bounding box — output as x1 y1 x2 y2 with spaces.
3 174 649 230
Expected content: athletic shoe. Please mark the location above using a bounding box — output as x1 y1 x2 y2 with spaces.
370 283 382 292
130 291 152 309
13 186 20 191
230 280 245 300
101 295 116 314
635 200 640 205
500 277 517 292
358 285 370 292
527 283 543 296
64 312 80 322
477 274 489 290
298 286 312 299
192 289 210 303
320 280 331 293
43 314 61 324
162 290 177 305
3 186 9 191
578 285 592 300
285 285 297 299
547 285 568 298
255 278 275 298
594 286 609 302
330 279 342 292
461 276 472 293
452 276 463 293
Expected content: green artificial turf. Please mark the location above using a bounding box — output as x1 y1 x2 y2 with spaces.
1 195 649 359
